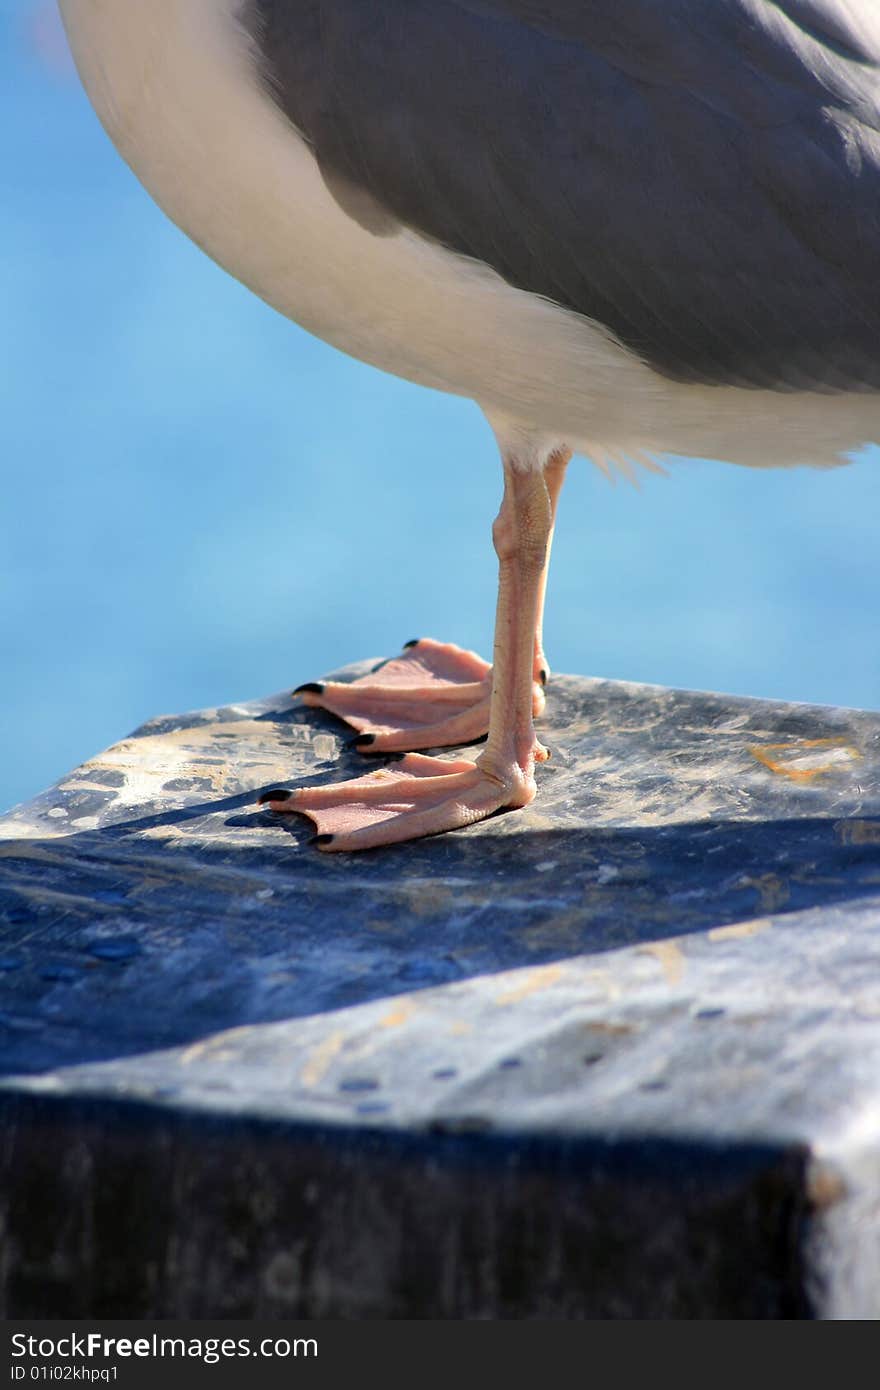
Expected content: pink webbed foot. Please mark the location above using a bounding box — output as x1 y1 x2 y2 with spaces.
295 638 547 756
259 751 536 852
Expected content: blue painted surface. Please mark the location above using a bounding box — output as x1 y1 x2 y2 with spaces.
2 1 879 813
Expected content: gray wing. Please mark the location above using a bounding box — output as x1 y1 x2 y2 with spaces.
246 0 880 389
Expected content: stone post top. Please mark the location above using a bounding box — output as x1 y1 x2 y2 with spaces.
2 664 880 1316
0 663 878 1148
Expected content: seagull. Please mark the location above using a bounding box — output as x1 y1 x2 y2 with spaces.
58 0 880 851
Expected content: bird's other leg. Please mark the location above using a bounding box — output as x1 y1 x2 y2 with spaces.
295 637 495 753
262 443 557 850
293 446 570 754
478 451 556 797
533 445 571 697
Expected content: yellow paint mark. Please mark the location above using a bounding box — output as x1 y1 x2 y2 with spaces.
709 918 771 943
738 873 790 913
583 1019 635 1037
300 1032 346 1088
749 738 860 783
5 885 117 915
837 819 880 846
179 1024 255 1066
0 822 51 843
807 1165 847 1211
639 941 685 987
366 917 405 936
447 1020 473 1036
0 842 71 864
400 883 453 918
495 963 564 1005
578 969 622 1001
378 1000 418 1030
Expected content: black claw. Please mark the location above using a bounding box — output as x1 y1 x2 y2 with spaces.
384 752 407 763
402 639 421 650
311 833 335 848
351 733 376 749
259 788 292 804
538 668 548 687
293 682 324 696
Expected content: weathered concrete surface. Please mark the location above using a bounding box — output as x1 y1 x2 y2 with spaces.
1 664 879 1317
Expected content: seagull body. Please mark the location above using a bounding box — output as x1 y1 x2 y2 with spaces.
58 0 880 849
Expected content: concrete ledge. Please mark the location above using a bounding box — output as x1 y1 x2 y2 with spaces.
1 1093 810 1318
1 666 879 1316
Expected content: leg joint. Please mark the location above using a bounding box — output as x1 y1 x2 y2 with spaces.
492 509 518 562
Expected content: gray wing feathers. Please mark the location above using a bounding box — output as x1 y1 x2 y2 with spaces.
248 0 880 389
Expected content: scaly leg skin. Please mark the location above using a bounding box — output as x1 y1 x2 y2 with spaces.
261 440 564 850
293 447 571 754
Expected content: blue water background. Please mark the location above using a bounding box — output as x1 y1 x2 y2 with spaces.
2 3 879 813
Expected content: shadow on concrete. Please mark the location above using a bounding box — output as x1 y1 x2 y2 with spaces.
1 785 878 1073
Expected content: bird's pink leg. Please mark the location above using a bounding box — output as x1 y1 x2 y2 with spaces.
294 446 570 753
262 448 558 850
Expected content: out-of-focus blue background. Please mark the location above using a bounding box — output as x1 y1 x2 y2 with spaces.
2 2 879 814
